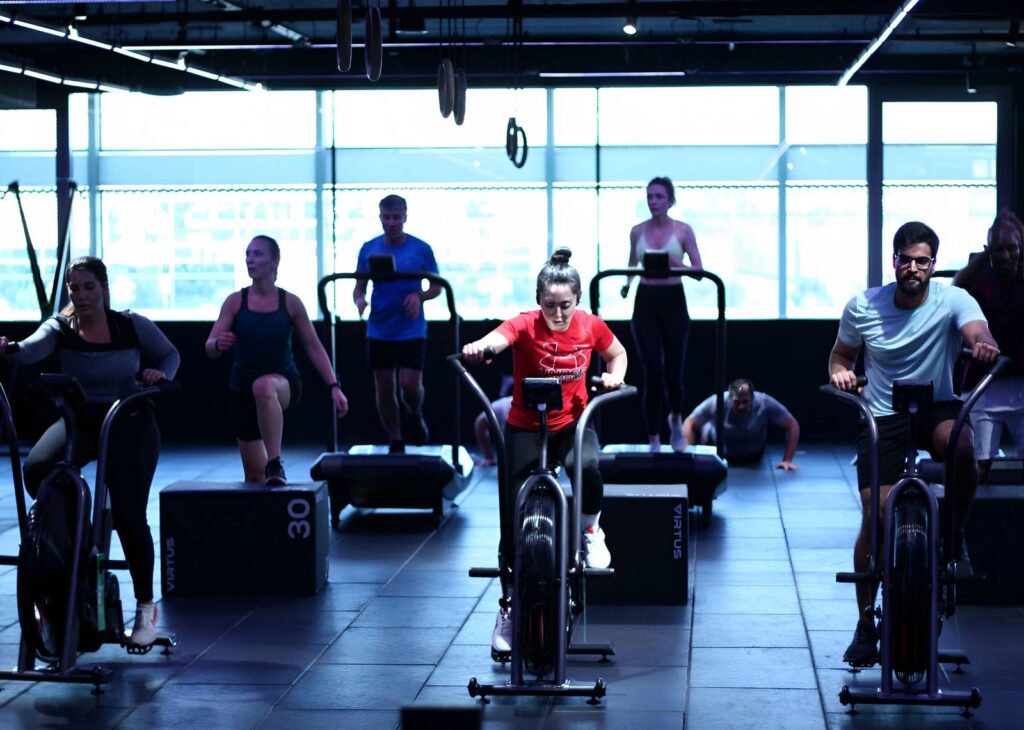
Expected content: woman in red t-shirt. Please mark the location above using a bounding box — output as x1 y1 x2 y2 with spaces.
462 247 627 654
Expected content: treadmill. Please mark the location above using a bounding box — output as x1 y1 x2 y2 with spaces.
589 250 728 525
309 256 472 526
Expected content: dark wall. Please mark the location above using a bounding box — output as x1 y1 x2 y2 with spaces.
1 318 853 449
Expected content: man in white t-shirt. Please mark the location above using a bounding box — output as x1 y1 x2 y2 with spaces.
828 220 1000 667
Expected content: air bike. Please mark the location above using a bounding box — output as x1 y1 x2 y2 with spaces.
449 350 637 703
821 350 1009 713
310 255 472 525
589 250 727 525
0 354 177 693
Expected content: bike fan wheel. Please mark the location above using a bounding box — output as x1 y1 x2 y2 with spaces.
518 491 558 678
17 491 77 663
889 496 930 686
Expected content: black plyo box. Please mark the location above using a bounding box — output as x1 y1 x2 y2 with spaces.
587 482 689 605
160 480 329 596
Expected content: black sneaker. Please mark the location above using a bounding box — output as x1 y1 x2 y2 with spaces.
406 410 429 446
388 440 406 455
264 457 287 486
843 619 879 666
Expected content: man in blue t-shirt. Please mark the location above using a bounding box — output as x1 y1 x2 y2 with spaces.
828 220 1000 667
682 378 801 469
353 194 441 453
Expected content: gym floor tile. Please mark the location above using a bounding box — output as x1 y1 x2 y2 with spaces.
788 547 852 573
257 708 401 730
566 664 688 712
0 701 133 728
574 622 690 667
542 709 685 729
697 537 791 562
320 626 459 665
692 559 795 586
807 629 858 671
168 641 327 684
701 516 785 538
226 609 358 644
276 581 381 610
799 598 863 631
278 663 432 710
117 683 290 729
692 612 807 648
693 584 801 615
689 647 817 689
686 687 824 730
378 568 490 598
781 509 861 529
794 572 856 601
351 595 477 628
425 642 512 686
783 526 860 549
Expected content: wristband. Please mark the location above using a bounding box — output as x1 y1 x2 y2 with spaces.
329 382 342 390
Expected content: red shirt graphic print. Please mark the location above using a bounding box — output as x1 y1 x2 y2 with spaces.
497 309 615 431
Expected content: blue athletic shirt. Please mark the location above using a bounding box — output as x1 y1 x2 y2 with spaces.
356 234 439 341
837 281 986 417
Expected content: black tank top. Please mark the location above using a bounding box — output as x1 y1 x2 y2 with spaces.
229 287 300 391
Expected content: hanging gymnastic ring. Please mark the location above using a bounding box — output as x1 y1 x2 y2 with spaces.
438 58 455 118
453 68 467 126
336 0 352 72
365 3 383 82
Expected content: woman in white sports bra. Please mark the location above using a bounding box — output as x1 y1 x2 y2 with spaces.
620 176 703 452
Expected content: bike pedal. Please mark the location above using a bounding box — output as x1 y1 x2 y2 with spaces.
490 649 511 664
125 643 154 656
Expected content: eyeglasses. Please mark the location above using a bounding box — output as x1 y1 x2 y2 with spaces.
894 254 935 269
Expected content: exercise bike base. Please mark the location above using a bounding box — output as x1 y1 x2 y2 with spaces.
839 684 981 711
0 664 112 691
468 676 606 704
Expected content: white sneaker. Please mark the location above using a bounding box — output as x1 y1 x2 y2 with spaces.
491 609 512 653
130 601 158 646
648 436 662 453
668 414 686 452
583 526 612 569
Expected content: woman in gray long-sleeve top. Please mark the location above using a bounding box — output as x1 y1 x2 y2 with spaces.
0 256 179 648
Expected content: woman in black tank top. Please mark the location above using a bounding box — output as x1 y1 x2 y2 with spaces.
205 235 350 486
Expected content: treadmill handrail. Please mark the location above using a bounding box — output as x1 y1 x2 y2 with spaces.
588 267 727 459
316 271 462 470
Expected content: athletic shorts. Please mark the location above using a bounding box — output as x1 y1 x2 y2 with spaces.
855 400 963 489
367 338 426 371
231 373 302 442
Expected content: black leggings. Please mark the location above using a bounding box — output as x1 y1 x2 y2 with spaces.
504 421 603 518
23 401 160 603
631 283 690 435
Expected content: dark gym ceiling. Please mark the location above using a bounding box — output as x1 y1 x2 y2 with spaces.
0 1 1022 99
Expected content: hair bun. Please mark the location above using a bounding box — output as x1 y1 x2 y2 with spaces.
550 247 572 266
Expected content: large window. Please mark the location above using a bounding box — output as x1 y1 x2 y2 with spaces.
100 187 318 318
325 185 548 323
0 86 1006 322
882 101 997 279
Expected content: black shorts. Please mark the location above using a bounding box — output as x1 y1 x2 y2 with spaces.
855 400 963 489
231 373 302 442
367 338 426 371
